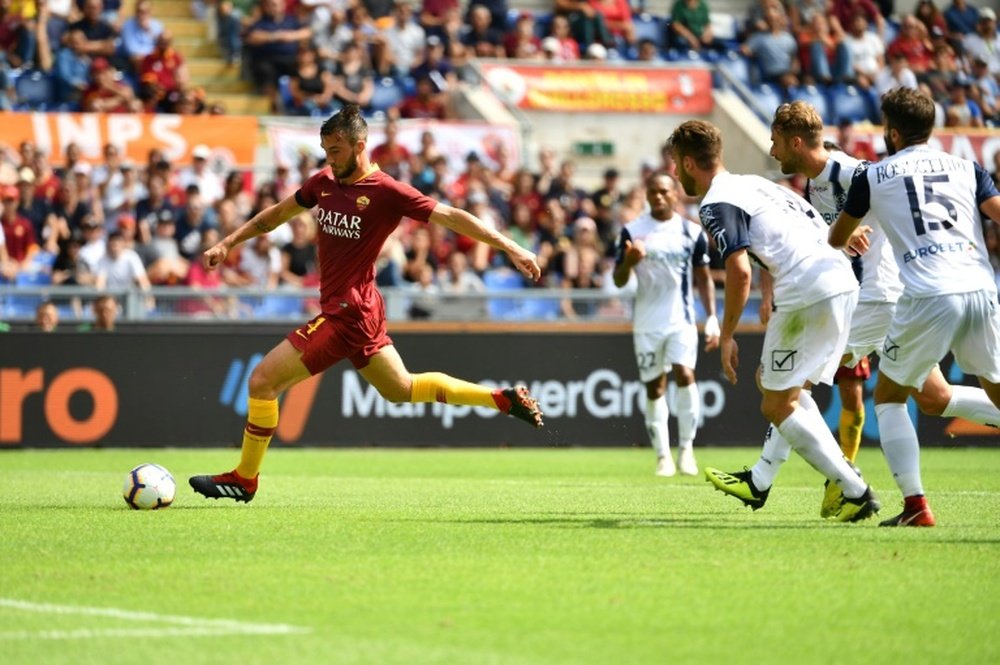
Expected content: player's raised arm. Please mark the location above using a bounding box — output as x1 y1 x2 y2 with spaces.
204 194 306 270
428 202 541 282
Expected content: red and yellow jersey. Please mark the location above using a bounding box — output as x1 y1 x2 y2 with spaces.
295 166 437 317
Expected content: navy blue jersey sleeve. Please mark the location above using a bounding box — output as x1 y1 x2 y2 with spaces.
691 228 710 267
974 163 1000 205
613 227 633 267
842 164 871 218
699 202 750 260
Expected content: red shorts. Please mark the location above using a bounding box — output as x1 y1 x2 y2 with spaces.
286 307 392 375
834 355 871 382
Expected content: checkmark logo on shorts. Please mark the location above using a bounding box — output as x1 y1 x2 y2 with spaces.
883 338 899 361
771 350 796 372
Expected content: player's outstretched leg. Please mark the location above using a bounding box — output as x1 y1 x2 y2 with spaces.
494 386 544 428
189 470 258 503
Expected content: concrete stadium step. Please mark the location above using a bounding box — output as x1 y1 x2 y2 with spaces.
148 1 194 17
207 93 272 115
186 58 240 78
189 77 254 94
158 17 207 39
174 38 222 59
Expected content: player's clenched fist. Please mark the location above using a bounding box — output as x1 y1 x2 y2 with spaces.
203 243 229 270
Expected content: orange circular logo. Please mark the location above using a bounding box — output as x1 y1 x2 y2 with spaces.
356 196 370 211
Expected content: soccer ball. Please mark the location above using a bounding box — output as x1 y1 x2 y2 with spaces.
123 463 176 510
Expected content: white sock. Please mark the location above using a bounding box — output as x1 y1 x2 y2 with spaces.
777 406 867 498
749 390 813 490
645 396 669 458
941 385 1000 428
875 402 924 497
675 383 699 450
751 423 791 490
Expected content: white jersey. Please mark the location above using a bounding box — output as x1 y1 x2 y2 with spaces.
615 212 709 333
843 144 1000 298
700 172 856 311
806 151 903 304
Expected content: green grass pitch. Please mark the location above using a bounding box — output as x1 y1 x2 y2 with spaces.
1 447 999 665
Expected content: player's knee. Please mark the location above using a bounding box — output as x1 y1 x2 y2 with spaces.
673 367 695 386
247 367 279 400
912 390 947 416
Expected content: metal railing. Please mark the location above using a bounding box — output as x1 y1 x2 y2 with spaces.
0 285 760 325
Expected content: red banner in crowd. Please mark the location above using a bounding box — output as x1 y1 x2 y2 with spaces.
479 63 713 114
0 113 259 167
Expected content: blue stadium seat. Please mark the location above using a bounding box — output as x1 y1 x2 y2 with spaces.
14 70 56 111
254 295 303 319
632 13 665 50
369 77 405 114
789 84 832 124
716 51 751 88
750 83 784 119
828 84 875 124
482 268 526 320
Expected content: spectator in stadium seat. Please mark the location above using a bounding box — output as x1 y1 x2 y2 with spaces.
138 30 188 113
835 117 878 161
287 43 337 116
554 0 613 49
787 0 827 33
543 13 580 62
40 0 72 48
178 145 225 207
943 77 985 127
418 0 457 40
382 0 425 75
1 184 38 276
590 0 634 49
331 40 375 111
963 8 999 76
234 233 281 289
830 0 886 40
35 301 59 331
461 4 505 58
886 14 935 77
943 0 980 38
875 50 919 97
136 210 188 285
370 117 414 182
74 215 105 269
68 0 117 61
504 10 542 59
742 4 799 91
279 213 318 287
175 185 220 259
915 0 948 37
53 29 93 105
970 55 999 119
669 0 725 53
135 175 177 239
799 11 853 85
94 230 152 291
15 167 51 245
245 0 311 109
842 12 884 89
81 56 143 112
119 0 161 74
397 73 448 118
1 0 36 68
408 34 456 93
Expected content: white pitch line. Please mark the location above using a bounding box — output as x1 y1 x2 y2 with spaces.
0 598 310 640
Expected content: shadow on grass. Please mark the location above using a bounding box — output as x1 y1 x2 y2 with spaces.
407 513 828 530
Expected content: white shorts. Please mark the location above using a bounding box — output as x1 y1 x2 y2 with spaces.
880 290 1000 389
633 326 698 383
760 291 858 391
842 301 896 368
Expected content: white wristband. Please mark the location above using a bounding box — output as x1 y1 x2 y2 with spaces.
703 315 720 338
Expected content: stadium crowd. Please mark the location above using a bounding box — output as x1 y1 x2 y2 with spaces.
1 0 999 321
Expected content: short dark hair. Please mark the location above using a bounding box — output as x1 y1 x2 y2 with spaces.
881 88 935 147
320 104 368 143
666 120 722 170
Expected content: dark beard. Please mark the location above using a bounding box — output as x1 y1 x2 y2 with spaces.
883 130 897 156
334 154 358 180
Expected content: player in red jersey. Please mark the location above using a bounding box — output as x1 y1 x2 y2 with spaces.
190 105 544 503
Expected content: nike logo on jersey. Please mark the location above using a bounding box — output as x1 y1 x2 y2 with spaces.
320 191 332 197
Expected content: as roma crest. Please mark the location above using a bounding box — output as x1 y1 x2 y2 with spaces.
356 196 370 211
